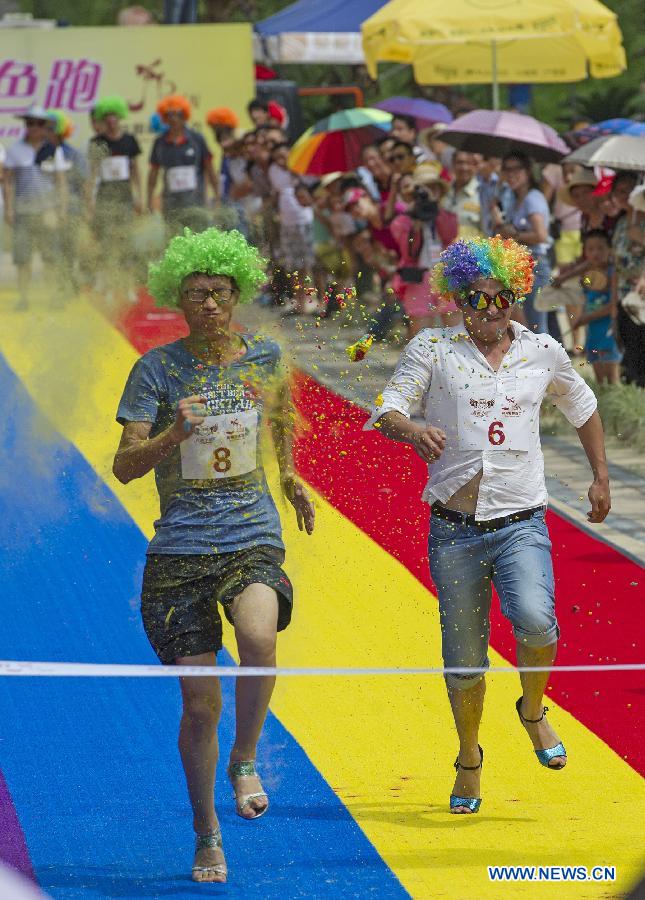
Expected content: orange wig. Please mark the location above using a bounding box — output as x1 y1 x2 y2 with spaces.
157 94 192 123
206 107 239 128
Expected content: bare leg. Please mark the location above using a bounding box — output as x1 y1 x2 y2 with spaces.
177 651 226 882
447 677 486 812
16 263 31 309
516 641 566 768
229 582 279 818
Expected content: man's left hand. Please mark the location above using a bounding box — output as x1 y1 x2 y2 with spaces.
282 475 315 534
587 479 611 523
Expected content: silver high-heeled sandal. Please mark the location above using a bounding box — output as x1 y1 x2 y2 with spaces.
227 760 269 819
192 828 227 882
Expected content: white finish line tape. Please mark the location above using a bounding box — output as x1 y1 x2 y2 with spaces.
0 661 644 677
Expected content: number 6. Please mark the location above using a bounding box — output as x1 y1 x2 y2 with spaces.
488 421 505 445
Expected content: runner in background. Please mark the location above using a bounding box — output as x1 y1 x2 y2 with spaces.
148 94 219 235
367 236 610 816
87 95 142 300
42 111 88 294
3 104 62 310
113 227 314 884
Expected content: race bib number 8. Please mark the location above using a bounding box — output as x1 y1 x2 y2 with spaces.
180 410 258 479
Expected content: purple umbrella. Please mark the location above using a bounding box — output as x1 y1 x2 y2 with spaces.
375 96 453 128
440 109 569 163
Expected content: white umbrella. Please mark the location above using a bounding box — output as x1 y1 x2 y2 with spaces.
564 135 645 172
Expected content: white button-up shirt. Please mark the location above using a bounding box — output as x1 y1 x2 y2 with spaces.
366 322 597 520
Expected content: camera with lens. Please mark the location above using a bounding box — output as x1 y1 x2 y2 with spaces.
411 185 439 222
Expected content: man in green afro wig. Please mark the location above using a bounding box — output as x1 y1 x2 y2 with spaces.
148 227 265 307
93 95 129 121
113 225 315 883
87 95 142 294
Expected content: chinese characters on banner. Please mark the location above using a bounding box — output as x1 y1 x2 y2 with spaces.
0 58 103 115
0 24 254 149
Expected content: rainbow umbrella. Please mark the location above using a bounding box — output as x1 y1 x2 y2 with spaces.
289 108 391 175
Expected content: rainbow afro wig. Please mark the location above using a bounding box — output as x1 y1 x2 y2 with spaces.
94 95 129 121
48 109 74 139
148 227 266 308
432 236 535 302
157 94 192 123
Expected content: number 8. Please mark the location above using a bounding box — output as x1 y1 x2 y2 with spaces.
488 421 505 445
212 447 232 473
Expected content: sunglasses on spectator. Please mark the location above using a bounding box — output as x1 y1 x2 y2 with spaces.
182 287 236 305
464 289 516 310
25 118 46 127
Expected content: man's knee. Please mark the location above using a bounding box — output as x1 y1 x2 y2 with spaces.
512 607 559 648
182 690 222 730
237 629 277 665
445 669 487 691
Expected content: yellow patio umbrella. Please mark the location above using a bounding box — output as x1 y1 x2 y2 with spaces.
362 0 626 108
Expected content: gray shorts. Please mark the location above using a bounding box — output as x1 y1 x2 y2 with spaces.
13 212 58 266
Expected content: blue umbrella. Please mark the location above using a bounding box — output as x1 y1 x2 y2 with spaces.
567 118 645 148
374 96 453 127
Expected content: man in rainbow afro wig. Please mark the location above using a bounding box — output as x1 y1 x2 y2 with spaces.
367 235 610 814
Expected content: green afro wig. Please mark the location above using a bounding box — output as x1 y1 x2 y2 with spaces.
94 95 129 121
148 227 266 307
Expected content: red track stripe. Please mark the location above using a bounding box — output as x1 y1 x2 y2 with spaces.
291 371 645 776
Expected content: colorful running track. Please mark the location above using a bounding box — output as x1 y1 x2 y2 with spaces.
0 291 643 899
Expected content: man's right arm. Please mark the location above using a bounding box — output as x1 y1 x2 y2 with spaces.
367 334 445 463
113 395 207 483
377 412 446 463
147 165 159 214
3 167 14 225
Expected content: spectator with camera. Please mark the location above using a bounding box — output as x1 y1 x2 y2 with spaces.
390 165 459 337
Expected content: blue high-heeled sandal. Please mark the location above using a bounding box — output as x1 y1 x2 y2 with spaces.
450 745 483 814
516 697 567 769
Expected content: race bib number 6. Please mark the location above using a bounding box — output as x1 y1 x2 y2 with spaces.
487 421 505 445
458 390 529 452
180 410 258 479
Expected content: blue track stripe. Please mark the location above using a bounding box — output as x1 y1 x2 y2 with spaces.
0 354 408 899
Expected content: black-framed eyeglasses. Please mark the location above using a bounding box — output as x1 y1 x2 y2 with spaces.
182 287 236 305
464 289 516 311
501 164 525 174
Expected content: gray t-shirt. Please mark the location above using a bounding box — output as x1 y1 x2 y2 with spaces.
116 334 285 555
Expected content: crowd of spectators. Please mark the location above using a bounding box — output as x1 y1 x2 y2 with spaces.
1 95 644 386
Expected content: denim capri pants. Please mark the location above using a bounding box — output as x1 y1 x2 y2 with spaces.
429 507 559 690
